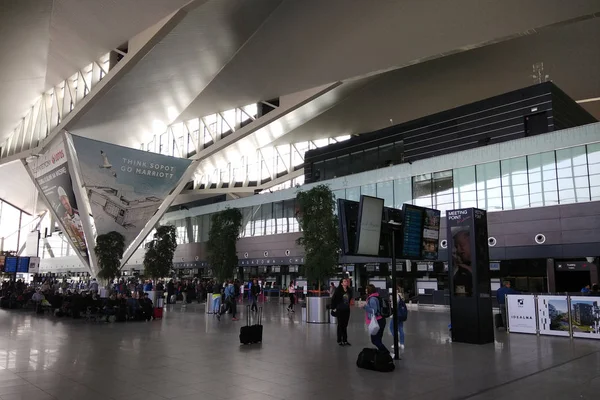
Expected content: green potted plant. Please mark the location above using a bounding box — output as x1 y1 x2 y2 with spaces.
206 208 243 284
94 231 126 287
296 185 339 323
143 225 177 279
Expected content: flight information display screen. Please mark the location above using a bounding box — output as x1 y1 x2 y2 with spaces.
401 205 425 259
17 257 30 273
4 257 17 273
401 204 441 260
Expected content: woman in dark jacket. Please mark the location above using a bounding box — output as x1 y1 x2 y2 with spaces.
331 278 353 346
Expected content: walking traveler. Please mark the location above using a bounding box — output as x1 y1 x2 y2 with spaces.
363 284 389 354
218 281 238 321
250 279 260 312
331 278 352 346
210 281 221 315
389 287 407 350
287 281 296 313
496 280 517 329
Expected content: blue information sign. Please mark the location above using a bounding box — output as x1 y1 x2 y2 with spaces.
4 256 17 273
17 257 30 273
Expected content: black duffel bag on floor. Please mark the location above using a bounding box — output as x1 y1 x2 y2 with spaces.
356 348 395 372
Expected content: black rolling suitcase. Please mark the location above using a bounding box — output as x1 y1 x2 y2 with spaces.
240 305 263 344
356 348 395 372
495 313 504 329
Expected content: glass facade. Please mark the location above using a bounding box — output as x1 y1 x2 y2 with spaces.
164 142 600 245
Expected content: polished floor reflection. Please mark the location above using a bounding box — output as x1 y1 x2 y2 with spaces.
0 301 599 400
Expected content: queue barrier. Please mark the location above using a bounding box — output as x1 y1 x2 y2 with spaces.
506 294 600 340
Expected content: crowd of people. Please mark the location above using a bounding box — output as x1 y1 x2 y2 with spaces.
1 275 409 357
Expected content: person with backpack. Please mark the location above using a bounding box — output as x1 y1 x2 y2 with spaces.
218 281 239 321
362 284 390 354
389 288 407 350
331 278 353 346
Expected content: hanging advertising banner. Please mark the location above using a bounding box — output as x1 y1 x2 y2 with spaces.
70 135 192 249
25 138 89 263
506 294 537 334
569 296 600 340
537 295 571 337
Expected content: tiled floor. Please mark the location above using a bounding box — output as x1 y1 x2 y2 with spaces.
0 300 599 400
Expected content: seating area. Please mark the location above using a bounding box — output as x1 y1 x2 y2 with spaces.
0 279 157 323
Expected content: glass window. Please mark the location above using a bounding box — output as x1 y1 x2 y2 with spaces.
323 158 338 180
412 174 432 208
346 187 360 201
394 177 412 209
476 162 503 211
263 203 274 235
313 161 324 181
556 146 590 204
361 183 376 197
363 148 379 172
351 151 364 174
274 202 284 234
333 154 350 178
501 157 529 210
527 151 558 208
201 214 210 242
284 200 298 233
587 143 600 201
376 181 394 207
333 190 345 215
433 170 454 214
453 166 477 209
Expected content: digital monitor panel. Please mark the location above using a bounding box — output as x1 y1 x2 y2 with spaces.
17 257 30 273
422 208 441 260
338 199 359 255
401 205 425 259
355 196 385 256
401 204 441 261
4 256 17 273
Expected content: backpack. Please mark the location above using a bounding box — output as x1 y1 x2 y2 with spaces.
378 296 392 319
397 298 408 322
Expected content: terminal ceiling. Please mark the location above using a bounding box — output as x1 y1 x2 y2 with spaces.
1 0 600 214
0 0 192 145
64 0 600 148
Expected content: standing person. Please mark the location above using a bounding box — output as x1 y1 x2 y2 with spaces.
389 287 408 350
210 281 221 315
496 280 518 329
218 281 239 321
329 282 336 297
363 284 389 354
287 281 296 313
250 279 260 312
331 278 352 346
581 284 591 294
166 279 175 304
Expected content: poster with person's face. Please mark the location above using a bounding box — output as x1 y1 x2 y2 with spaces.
451 226 473 297
26 138 89 262
422 208 441 260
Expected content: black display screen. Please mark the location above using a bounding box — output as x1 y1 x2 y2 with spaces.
401 205 424 259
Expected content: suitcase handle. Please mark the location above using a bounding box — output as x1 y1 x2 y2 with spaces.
246 304 251 326
258 306 262 325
